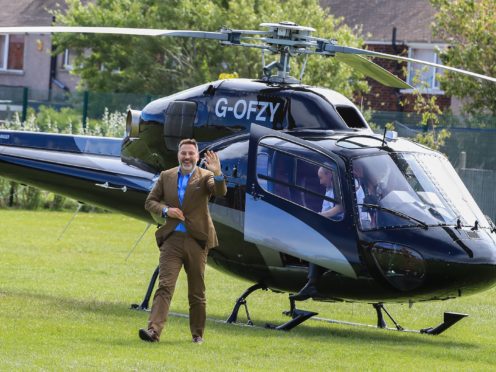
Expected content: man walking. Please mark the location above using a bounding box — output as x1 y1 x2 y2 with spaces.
139 138 227 344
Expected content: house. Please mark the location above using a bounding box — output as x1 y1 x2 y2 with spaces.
321 0 452 112
0 0 78 106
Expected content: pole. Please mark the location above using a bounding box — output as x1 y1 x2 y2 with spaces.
82 91 89 129
21 87 28 123
459 151 467 170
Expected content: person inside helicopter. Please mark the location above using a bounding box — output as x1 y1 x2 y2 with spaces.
352 159 376 229
318 166 344 220
351 154 455 230
291 166 343 301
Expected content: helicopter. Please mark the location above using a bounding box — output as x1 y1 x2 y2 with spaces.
1 21 496 335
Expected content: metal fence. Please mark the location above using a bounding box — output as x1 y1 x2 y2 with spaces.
458 169 496 223
0 85 159 125
371 111 496 170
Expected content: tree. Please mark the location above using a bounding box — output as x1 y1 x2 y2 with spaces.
52 0 368 97
409 89 449 151
430 0 496 116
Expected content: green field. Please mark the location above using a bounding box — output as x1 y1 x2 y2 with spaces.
1 210 495 371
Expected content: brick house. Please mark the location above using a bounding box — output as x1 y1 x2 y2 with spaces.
321 0 452 112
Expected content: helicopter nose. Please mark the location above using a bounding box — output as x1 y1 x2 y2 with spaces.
368 229 496 298
425 229 496 298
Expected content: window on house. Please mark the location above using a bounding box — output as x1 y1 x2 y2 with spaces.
99 63 121 74
0 34 24 71
406 46 444 92
63 49 79 70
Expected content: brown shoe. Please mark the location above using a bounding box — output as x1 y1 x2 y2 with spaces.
139 328 159 342
192 336 204 344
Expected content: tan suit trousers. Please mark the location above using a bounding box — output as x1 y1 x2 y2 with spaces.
148 231 208 339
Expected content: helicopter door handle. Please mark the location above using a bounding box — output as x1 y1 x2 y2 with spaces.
95 181 128 193
253 193 264 201
252 191 264 201
251 183 264 200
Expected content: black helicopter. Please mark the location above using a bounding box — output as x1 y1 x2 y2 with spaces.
1 22 496 335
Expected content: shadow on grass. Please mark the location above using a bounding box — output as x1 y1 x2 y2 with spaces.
0 289 143 319
2 289 476 350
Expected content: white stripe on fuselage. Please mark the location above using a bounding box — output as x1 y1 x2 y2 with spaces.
211 198 357 279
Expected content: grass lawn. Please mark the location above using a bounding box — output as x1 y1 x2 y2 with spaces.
1 210 495 371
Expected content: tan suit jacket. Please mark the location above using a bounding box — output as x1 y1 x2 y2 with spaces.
145 166 227 250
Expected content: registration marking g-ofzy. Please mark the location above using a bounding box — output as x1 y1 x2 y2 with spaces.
215 98 280 123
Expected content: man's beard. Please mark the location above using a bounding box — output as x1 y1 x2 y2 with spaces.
180 161 195 173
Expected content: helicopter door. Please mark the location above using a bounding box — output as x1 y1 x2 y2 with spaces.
245 124 356 278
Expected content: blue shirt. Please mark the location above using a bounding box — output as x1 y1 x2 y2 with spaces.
174 167 195 232
162 167 223 231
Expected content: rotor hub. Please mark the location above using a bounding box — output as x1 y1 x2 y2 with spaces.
260 21 315 50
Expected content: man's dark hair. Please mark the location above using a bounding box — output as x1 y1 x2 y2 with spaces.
178 138 198 151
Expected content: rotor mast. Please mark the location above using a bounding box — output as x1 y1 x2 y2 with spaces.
258 22 315 84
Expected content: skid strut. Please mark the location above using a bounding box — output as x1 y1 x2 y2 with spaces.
130 265 159 311
227 284 317 331
373 303 404 331
226 283 267 325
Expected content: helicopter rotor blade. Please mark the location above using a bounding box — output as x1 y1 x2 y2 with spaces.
334 53 412 89
0 26 230 41
3 24 495 85
327 45 496 84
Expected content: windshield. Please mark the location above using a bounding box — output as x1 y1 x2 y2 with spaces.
352 153 489 230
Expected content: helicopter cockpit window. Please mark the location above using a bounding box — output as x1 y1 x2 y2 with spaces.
256 137 343 221
287 92 349 130
352 153 488 230
335 106 367 129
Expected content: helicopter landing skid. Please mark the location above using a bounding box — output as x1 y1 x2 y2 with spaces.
226 283 268 325
131 271 467 335
266 297 318 331
226 285 318 330
372 303 468 335
306 303 468 335
420 312 468 335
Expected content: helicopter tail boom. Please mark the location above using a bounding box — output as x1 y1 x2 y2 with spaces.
0 130 155 221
